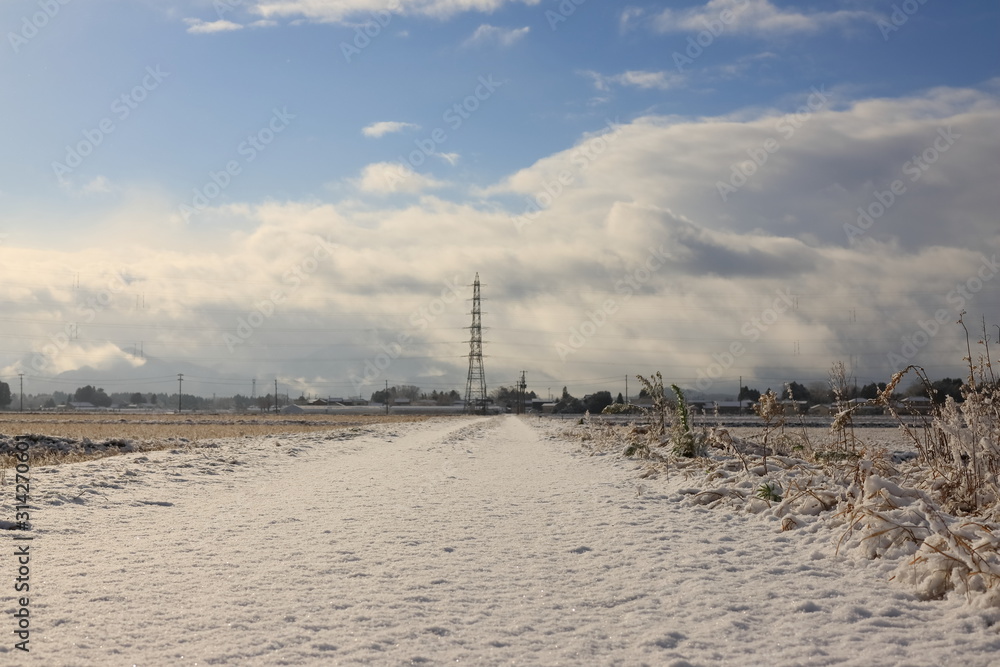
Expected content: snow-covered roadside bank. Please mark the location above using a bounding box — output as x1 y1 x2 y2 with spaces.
2 416 999 665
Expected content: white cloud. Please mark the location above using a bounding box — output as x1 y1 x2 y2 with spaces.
80 176 114 195
5 85 998 398
361 121 420 138
462 24 530 48
184 17 278 33
583 69 685 92
652 0 876 36
353 162 448 194
619 6 645 33
438 152 461 165
251 0 542 24
56 175 115 197
184 18 244 34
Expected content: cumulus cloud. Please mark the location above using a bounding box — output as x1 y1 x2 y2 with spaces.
352 162 448 194
494 85 999 251
462 24 530 48
4 84 998 398
361 121 420 138
652 0 876 36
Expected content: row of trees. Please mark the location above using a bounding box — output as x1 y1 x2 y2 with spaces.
0 374 970 412
5 388 224 411
368 387 463 405
738 377 965 405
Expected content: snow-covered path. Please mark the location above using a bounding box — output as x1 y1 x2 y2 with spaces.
5 416 999 665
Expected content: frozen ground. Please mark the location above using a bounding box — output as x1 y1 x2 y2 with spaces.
3 416 999 665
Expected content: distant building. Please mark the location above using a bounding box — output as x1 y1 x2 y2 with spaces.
779 400 810 414
713 400 754 414
846 398 883 415
631 396 654 409
309 398 346 406
900 396 933 414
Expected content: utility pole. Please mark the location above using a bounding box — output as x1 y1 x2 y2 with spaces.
625 375 628 404
177 374 183 412
385 380 389 415
274 379 279 413
517 370 527 415
18 373 24 412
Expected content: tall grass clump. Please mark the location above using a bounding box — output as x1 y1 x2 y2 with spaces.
635 371 669 437
614 373 707 458
829 361 860 454
880 315 1000 517
752 389 785 472
669 384 707 457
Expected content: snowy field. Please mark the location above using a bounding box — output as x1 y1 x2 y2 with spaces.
3 415 999 665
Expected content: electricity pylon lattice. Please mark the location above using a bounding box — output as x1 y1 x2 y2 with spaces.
464 273 487 414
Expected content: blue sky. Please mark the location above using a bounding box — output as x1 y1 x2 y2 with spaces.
1 0 999 400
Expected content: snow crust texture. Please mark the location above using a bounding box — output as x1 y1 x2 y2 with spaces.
4 416 1000 665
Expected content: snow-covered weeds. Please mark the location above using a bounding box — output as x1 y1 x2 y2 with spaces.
575 340 1000 608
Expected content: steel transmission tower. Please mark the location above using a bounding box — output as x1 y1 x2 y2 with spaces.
464 273 487 414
